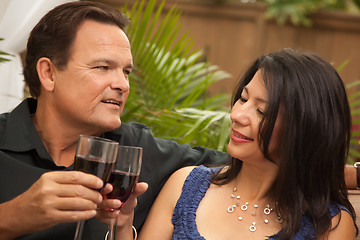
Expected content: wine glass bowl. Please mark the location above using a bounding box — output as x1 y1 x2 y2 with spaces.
106 145 142 205
73 135 119 240
74 135 118 186
106 145 142 240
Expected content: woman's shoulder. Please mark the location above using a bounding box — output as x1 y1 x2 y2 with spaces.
306 203 356 240
328 202 351 217
326 202 356 239
160 166 199 200
286 202 356 240
168 166 196 187
168 165 220 200
325 207 356 240
173 165 197 176
171 165 220 182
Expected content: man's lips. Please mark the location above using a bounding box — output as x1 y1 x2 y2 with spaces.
101 99 121 107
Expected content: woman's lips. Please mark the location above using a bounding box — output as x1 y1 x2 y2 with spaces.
230 129 254 143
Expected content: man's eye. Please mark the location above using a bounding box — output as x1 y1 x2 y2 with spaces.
124 70 131 75
95 66 109 70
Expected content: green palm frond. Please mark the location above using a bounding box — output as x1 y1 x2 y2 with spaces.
261 0 360 27
119 0 360 158
346 80 360 163
120 0 231 152
0 38 14 63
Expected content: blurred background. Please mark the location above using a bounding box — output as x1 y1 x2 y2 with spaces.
1 0 360 158
99 0 360 96
2 0 360 232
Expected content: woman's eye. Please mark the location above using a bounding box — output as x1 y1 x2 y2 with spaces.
257 109 265 116
239 96 247 103
124 69 131 75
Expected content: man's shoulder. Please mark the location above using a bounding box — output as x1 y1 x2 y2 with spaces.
0 99 35 146
0 112 9 138
115 122 152 136
120 122 151 131
104 122 154 145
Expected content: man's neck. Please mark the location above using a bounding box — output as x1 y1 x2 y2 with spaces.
32 100 82 167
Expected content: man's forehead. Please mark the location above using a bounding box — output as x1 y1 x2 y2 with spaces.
70 19 131 56
75 19 127 38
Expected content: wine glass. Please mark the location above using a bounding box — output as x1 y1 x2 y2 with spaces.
73 135 119 240
106 145 143 240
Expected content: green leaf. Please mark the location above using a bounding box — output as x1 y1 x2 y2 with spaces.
0 39 15 63
261 0 358 27
0 57 12 62
337 58 351 72
120 0 230 152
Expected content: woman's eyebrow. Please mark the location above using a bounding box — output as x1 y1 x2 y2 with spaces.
243 86 268 104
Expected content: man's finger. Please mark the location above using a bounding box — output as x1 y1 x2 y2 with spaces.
55 184 102 204
46 171 103 189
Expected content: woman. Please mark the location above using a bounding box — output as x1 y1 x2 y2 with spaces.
138 49 357 239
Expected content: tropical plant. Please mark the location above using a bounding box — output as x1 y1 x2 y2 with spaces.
120 0 231 151
346 80 360 163
335 60 360 163
0 38 14 63
118 0 360 161
204 0 360 26
261 0 360 26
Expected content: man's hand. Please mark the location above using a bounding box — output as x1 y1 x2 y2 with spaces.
0 171 104 239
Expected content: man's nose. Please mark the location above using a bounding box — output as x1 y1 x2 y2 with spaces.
111 71 130 92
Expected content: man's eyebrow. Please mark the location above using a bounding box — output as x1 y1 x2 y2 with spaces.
89 59 116 65
89 59 134 69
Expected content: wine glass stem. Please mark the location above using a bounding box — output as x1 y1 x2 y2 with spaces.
74 220 85 240
108 218 118 240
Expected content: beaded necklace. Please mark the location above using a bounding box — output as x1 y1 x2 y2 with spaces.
227 187 283 232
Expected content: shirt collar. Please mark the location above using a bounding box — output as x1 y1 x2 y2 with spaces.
0 98 46 154
0 98 126 163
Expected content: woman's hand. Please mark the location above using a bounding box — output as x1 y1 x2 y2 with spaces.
96 182 148 226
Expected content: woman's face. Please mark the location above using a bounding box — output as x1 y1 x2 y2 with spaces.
228 70 282 164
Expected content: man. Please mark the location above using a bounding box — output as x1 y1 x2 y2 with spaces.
0 2 226 239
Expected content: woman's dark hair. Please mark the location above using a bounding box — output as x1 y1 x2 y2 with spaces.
23 1 130 98
213 48 356 239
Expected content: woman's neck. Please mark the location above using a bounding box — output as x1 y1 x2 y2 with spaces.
232 161 278 203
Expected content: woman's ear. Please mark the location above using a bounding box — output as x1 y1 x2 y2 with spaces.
36 57 56 92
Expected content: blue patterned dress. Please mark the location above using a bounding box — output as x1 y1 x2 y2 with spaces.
171 165 350 240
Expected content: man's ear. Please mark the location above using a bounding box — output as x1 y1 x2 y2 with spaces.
36 57 56 92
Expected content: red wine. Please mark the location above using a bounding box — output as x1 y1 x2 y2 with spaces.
74 155 114 183
106 170 138 204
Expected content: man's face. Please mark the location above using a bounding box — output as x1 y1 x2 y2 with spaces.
52 20 133 134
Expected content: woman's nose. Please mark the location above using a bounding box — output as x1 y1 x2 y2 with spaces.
230 102 251 126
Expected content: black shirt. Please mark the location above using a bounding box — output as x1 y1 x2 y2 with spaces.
0 98 228 239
